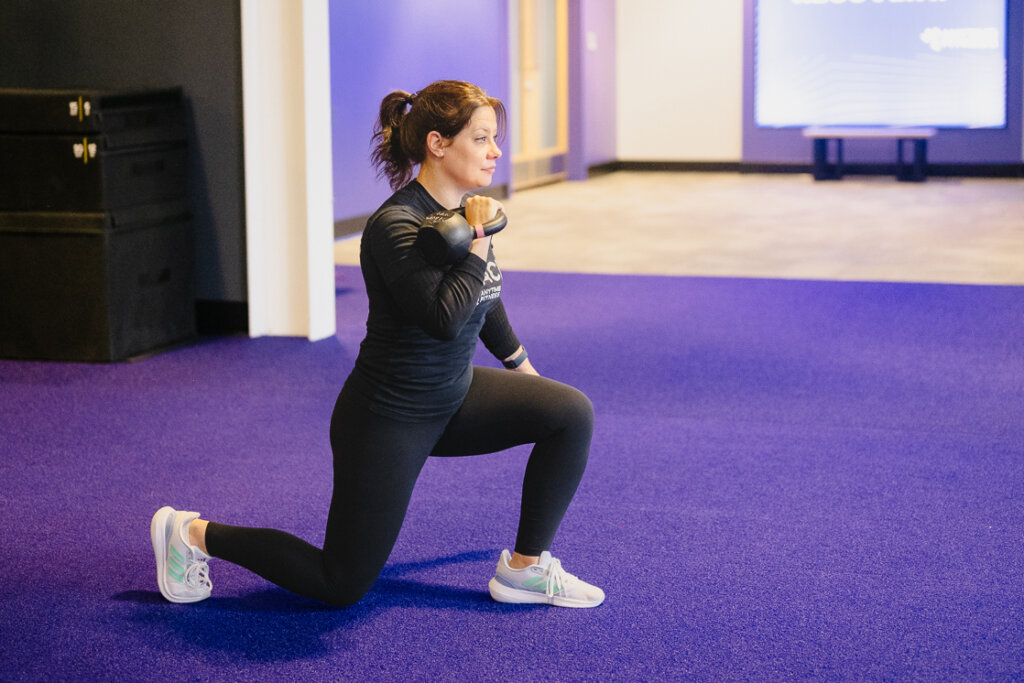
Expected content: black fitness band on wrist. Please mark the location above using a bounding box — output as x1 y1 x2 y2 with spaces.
502 348 528 369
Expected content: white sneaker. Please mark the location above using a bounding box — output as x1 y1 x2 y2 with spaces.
488 549 604 608
150 506 212 603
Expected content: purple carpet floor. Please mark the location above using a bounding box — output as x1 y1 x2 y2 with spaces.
1 266 1022 681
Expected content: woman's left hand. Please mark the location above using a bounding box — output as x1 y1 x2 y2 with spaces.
514 358 540 376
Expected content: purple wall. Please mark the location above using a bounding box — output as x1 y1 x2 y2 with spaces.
569 0 617 180
741 0 1023 164
329 1 510 222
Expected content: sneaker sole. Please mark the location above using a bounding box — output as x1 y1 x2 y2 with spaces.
150 506 205 604
487 578 604 608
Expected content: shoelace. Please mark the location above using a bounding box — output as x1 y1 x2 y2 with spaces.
541 557 578 598
184 557 211 590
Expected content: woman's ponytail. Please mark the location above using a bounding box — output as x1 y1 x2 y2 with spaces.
370 90 416 190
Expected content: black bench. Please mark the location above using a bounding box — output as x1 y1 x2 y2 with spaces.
803 126 938 182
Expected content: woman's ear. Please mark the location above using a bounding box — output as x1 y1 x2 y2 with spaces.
425 131 447 159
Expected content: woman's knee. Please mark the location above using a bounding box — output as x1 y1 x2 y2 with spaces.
320 572 377 607
559 384 594 436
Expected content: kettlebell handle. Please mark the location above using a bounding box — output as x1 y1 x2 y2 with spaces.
415 205 508 266
452 205 507 238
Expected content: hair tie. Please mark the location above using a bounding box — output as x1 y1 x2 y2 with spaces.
405 92 416 106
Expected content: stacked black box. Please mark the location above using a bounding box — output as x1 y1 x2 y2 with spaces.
0 88 196 361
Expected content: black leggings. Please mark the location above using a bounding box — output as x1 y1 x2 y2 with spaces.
205 366 593 606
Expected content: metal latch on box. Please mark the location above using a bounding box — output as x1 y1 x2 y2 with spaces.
68 97 92 120
73 139 98 163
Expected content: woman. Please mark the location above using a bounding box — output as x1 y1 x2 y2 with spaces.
151 80 603 609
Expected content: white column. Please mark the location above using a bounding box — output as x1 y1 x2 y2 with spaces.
240 0 336 340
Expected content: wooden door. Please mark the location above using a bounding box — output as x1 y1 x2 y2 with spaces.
510 0 568 190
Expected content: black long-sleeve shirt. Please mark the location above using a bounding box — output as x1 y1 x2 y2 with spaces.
347 180 521 421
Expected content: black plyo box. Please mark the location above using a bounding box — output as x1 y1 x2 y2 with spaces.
0 134 187 212
0 87 186 145
0 87 187 212
0 204 196 362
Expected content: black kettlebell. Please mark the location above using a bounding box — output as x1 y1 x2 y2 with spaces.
415 206 507 266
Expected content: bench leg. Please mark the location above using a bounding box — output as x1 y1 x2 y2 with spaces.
914 139 928 181
812 138 843 181
896 139 928 182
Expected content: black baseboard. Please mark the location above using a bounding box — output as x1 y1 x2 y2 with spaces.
334 183 511 240
585 161 620 178
804 162 1024 179
596 160 1024 178
924 164 1024 178
599 160 812 175
196 299 248 335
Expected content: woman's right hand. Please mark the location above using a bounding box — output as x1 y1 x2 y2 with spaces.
465 195 503 260
464 195 501 227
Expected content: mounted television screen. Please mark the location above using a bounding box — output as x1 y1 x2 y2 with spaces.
755 0 1008 128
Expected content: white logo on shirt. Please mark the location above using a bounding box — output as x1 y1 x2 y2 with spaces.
478 259 502 303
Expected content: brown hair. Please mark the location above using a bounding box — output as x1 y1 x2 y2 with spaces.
371 80 507 190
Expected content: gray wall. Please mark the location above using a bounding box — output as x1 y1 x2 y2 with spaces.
0 0 247 304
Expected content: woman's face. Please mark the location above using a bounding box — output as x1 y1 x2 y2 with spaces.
438 106 502 191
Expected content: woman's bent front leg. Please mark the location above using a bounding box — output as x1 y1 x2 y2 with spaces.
431 367 594 556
